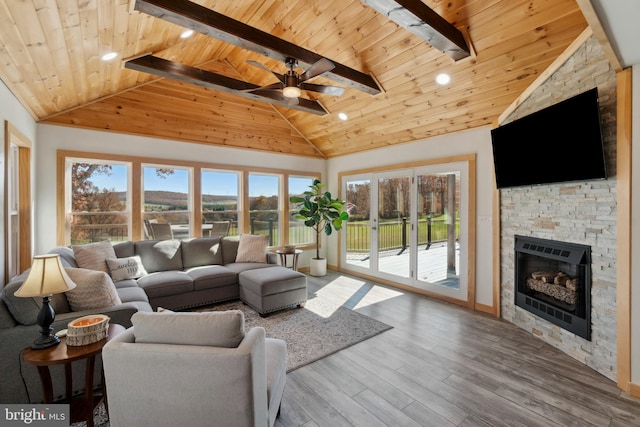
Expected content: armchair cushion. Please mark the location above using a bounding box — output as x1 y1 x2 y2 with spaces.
131 310 245 347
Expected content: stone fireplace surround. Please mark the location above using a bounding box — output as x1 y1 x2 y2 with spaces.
498 35 618 381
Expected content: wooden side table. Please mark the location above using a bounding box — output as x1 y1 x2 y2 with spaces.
22 323 126 427
275 249 303 271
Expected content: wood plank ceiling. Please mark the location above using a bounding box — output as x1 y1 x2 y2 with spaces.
0 0 588 159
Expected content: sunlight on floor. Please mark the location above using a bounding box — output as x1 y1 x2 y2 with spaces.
306 275 404 318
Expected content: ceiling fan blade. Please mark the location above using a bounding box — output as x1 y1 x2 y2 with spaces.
250 89 300 106
300 82 345 96
246 60 285 83
242 82 283 93
299 58 335 82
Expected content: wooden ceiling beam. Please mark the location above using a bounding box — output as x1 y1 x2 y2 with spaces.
134 0 382 95
361 0 470 61
125 55 328 116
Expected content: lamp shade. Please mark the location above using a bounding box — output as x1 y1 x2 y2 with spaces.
14 254 76 297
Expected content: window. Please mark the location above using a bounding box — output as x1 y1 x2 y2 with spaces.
142 165 191 239
288 176 316 245
248 173 280 246
58 150 320 247
202 170 239 237
67 159 130 244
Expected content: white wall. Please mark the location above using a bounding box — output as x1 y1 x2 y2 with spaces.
327 126 495 306
34 124 326 255
0 80 37 277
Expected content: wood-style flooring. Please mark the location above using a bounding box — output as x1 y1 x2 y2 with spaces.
275 270 640 427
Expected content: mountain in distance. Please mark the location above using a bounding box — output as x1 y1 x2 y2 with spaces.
114 191 237 206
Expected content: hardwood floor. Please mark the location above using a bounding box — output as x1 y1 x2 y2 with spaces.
275 270 640 427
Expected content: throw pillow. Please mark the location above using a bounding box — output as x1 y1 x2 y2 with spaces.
64 268 122 311
106 256 148 281
71 241 116 274
235 234 269 263
132 310 245 348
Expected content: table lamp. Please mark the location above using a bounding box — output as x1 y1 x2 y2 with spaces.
14 254 77 349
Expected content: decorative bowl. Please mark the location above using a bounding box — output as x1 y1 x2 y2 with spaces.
67 314 110 346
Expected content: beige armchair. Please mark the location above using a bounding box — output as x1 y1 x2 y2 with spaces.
102 310 287 427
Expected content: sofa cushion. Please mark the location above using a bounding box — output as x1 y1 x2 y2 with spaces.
1 272 40 325
107 256 148 281
132 310 245 347
0 269 73 324
112 278 139 289
185 265 238 291
235 234 269 263
223 263 278 275
221 236 240 265
113 241 135 258
71 240 116 273
0 299 17 329
48 246 78 268
116 286 150 304
136 271 193 299
134 240 183 273
181 238 223 268
65 268 122 311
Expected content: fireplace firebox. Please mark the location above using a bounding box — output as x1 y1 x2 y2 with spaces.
514 235 591 340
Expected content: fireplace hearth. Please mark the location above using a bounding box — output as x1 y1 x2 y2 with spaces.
514 235 591 340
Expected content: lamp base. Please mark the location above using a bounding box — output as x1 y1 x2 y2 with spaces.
32 295 60 350
31 334 60 350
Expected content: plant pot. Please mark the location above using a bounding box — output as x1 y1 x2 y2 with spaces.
310 257 327 276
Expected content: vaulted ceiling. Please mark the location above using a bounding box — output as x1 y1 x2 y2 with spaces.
0 1 598 158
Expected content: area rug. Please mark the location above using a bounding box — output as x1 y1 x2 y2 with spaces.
71 283 392 426
196 295 393 372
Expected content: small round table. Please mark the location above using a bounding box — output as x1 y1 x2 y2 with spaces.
275 249 303 271
22 323 126 427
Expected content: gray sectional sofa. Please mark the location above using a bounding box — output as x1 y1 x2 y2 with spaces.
107 237 280 311
0 236 305 404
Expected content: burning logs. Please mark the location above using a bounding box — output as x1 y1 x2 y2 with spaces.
526 270 577 305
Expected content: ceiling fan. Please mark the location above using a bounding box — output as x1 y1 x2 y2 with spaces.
246 57 345 104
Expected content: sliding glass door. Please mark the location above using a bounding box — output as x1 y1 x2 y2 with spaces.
341 159 470 302
375 171 413 280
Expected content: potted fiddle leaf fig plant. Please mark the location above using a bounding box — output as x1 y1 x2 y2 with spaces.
290 179 349 276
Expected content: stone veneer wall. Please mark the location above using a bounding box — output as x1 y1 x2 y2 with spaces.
499 36 618 380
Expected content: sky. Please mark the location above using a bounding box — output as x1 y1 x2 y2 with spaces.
86 164 313 197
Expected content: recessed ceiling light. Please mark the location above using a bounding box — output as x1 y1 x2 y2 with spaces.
181 29 194 39
101 52 118 61
435 73 451 85
338 112 348 121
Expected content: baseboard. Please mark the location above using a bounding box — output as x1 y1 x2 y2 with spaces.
629 382 640 398
475 302 497 317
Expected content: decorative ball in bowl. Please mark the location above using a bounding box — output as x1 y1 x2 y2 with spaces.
283 245 297 253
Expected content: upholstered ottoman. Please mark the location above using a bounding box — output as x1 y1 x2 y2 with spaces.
239 267 307 316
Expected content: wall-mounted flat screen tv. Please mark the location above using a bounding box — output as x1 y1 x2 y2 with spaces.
491 88 607 189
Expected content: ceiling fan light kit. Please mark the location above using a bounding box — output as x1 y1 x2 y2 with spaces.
283 86 302 98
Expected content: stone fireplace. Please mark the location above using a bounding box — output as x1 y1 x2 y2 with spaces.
514 235 591 341
498 36 617 380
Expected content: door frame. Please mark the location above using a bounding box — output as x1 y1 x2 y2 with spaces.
339 154 476 310
4 121 32 283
